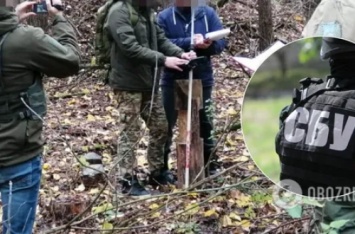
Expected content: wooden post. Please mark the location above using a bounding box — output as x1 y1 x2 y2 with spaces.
175 79 205 188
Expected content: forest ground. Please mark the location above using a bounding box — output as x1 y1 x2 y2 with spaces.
10 1 318 233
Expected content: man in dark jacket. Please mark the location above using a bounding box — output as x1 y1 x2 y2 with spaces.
276 38 355 232
106 0 196 196
157 0 226 175
0 0 80 233
302 2 355 233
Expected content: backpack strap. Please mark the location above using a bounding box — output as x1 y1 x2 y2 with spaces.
279 76 343 123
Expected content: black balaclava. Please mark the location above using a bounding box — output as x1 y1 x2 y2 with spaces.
329 54 355 80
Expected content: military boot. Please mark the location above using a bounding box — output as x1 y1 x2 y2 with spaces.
207 160 221 176
149 169 176 187
120 174 150 197
204 150 221 177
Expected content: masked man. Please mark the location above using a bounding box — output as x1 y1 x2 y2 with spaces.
302 1 355 233
106 0 196 196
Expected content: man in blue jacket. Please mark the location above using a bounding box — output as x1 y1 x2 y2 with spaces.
157 0 226 176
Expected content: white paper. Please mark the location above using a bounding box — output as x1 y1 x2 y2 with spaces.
205 28 231 41
233 41 286 72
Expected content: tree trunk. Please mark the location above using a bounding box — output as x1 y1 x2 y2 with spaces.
276 50 287 79
257 0 274 51
302 0 321 21
26 15 49 31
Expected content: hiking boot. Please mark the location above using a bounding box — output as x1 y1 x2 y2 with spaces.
208 160 221 175
149 169 176 187
120 174 150 197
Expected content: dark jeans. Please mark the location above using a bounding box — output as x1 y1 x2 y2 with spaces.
161 85 216 169
0 155 42 234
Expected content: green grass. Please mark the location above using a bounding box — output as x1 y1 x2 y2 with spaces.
242 96 291 183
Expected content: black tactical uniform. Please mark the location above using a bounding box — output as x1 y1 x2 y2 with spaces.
276 38 355 198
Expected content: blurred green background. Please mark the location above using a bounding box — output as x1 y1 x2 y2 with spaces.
242 37 329 183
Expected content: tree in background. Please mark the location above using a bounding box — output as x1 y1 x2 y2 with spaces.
302 0 321 21
257 0 274 51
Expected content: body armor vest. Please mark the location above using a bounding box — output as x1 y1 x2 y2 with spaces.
276 76 355 197
0 32 46 123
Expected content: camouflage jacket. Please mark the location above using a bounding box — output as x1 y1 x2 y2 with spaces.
106 0 184 92
0 9 80 167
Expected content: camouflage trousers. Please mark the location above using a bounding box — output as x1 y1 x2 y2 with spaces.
114 90 168 177
313 195 355 233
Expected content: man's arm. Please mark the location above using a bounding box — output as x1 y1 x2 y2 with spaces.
107 6 167 66
157 14 191 51
27 14 81 78
195 8 226 56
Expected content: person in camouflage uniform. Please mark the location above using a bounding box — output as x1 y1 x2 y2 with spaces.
303 2 355 233
0 0 80 233
106 0 196 196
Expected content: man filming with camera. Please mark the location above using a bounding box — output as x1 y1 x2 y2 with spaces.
0 0 80 233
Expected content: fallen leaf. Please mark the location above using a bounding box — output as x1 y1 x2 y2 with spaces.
43 163 50 170
53 174 60 181
185 203 200 215
188 192 199 198
203 209 218 217
235 193 251 207
81 88 90 94
102 221 113 231
220 215 233 227
75 184 85 192
51 186 59 192
149 203 160 210
233 155 249 162
229 212 241 221
87 114 96 121
92 203 113 214
293 14 303 22
151 212 161 218
89 188 100 194
67 99 76 105
235 220 251 230
227 108 238 116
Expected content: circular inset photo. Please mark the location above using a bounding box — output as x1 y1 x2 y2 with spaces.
242 36 355 199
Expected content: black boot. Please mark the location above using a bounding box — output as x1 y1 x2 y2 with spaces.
149 169 176 187
120 174 150 197
204 151 221 176
208 160 221 176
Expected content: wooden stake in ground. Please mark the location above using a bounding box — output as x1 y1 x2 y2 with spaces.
175 79 205 188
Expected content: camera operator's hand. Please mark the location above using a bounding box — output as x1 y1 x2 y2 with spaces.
46 0 63 16
15 1 37 22
164 57 188 72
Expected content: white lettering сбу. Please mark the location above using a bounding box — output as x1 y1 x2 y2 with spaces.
283 107 355 151
330 114 355 151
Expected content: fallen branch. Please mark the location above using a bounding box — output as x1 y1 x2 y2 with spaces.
71 179 257 232
263 216 312 234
